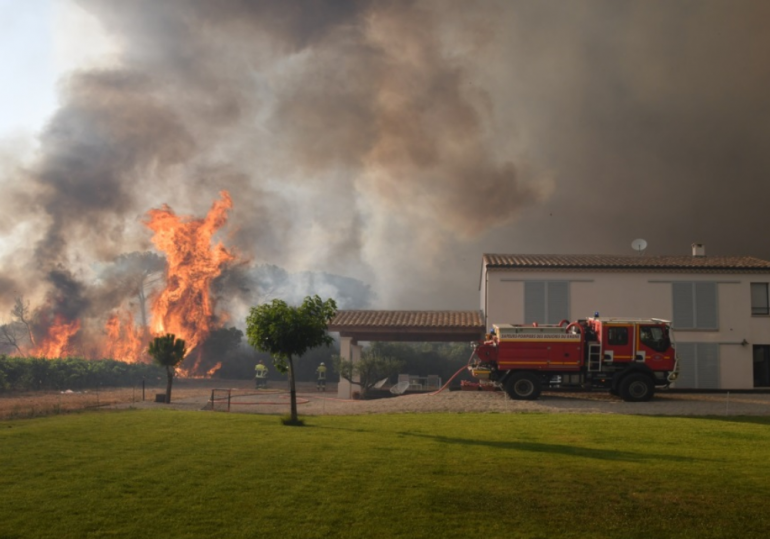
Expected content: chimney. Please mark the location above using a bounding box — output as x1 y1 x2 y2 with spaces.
692 243 705 257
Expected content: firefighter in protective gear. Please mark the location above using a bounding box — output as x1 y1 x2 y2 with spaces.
316 362 327 391
255 360 268 388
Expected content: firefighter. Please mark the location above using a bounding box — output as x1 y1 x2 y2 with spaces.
316 362 327 391
255 360 268 388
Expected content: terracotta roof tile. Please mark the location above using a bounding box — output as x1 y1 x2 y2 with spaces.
329 310 484 330
483 254 770 272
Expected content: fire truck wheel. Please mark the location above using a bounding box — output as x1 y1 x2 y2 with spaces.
618 373 654 402
504 372 542 400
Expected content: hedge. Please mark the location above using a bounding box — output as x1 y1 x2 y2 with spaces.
0 355 165 392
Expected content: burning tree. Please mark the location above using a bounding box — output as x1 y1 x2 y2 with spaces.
144 190 235 375
0 192 239 377
98 251 165 331
246 295 337 425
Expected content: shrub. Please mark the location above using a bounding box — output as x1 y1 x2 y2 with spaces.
0 356 165 393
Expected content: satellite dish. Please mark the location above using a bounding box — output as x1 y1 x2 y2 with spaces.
631 238 648 255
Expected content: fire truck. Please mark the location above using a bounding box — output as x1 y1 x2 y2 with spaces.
469 315 679 402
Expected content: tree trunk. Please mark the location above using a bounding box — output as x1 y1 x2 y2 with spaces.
166 365 174 403
25 322 36 348
288 355 298 422
138 281 148 329
0 326 22 354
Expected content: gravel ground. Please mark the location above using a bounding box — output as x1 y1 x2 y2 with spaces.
110 383 770 417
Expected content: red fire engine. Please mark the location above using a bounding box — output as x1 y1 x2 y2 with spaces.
469 315 680 402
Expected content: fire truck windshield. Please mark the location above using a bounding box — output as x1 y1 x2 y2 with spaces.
640 326 670 352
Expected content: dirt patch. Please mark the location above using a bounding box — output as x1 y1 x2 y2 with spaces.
0 379 229 420
118 381 770 417
5 380 770 419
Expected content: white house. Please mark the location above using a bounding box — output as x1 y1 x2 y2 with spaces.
480 245 770 390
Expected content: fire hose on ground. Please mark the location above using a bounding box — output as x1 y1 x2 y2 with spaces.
210 347 481 409
426 349 478 395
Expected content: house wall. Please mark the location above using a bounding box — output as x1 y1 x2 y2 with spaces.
337 337 362 399
480 268 770 389
479 261 488 321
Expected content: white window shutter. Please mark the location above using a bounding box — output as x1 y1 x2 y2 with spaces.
675 342 696 388
524 282 545 324
694 282 718 329
751 283 769 315
672 282 695 329
546 282 570 324
696 343 720 388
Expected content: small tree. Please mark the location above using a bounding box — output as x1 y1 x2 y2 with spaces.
147 334 186 403
245 295 337 425
0 322 24 355
12 296 36 348
333 350 404 399
1 296 36 354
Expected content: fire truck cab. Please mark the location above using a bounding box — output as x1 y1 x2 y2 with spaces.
470 316 679 402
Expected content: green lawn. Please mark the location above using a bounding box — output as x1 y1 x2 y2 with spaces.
2 410 769 539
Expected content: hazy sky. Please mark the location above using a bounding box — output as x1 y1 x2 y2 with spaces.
2 0 770 313
0 0 55 136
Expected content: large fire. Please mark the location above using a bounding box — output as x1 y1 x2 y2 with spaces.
25 191 235 376
102 311 145 362
145 191 235 374
33 315 81 358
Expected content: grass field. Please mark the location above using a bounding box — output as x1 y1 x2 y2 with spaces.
2 410 770 539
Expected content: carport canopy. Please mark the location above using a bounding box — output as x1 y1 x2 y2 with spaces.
328 310 485 398
328 310 485 343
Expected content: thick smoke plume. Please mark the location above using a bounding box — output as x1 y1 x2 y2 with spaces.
0 0 547 328
2 0 770 337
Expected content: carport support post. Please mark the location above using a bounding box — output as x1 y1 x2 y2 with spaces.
337 337 362 399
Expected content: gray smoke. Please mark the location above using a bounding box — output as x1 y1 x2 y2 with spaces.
2 0 769 320
471 0 770 264
215 263 374 326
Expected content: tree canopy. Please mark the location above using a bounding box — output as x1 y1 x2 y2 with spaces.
246 295 337 424
148 333 186 403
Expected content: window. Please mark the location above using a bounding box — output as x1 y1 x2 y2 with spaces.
639 326 670 353
672 282 718 329
753 345 770 387
607 327 628 345
751 283 769 315
524 281 569 324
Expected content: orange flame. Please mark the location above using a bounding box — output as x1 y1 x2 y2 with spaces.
33 315 81 358
23 193 235 377
144 191 235 357
103 311 146 362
